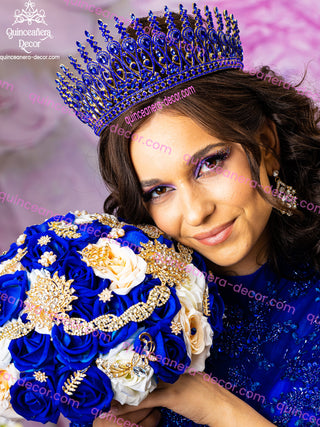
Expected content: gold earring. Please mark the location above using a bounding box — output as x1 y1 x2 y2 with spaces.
272 170 297 216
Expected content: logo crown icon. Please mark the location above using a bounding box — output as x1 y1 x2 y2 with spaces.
13 0 47 26
56 3 243 136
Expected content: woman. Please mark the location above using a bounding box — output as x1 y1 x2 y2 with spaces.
57 5 320 426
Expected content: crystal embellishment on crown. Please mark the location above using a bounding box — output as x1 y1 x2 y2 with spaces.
56 3 244 136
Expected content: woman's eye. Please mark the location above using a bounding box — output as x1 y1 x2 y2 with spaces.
196 147 231 178
142 186 174 202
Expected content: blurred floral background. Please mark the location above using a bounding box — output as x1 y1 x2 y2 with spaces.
0 0 319 423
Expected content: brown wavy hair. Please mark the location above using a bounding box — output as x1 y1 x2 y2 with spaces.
98 19 320 275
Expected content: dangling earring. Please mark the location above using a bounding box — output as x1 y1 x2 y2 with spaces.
272 170 297 216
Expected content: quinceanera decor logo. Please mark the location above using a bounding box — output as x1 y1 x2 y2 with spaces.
6 0 54 54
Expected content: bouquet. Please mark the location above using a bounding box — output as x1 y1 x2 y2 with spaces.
0 211 224 425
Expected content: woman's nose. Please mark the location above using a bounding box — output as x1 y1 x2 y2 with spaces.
179 186 215 227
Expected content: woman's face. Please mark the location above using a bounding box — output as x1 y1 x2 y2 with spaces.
130 113 279 275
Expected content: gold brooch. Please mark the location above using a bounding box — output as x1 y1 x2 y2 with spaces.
96 332 157 379
139 240 192 287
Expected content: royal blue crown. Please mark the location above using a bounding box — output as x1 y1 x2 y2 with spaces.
55 3 243 136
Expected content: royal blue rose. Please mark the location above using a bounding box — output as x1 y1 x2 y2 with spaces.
56 249 107 301
57 366 113 423
133 324 190 383
52 319 99 370
70 221 110 246
120 225 150 254
10 373 59 423
129 280 181 326
92 292 138 353
0 271 28 326
9 330 54 371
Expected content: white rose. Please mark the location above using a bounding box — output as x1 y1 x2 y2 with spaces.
81 239 147 295
97 337 156 406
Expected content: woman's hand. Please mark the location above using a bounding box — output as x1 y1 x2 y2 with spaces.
111 372 275 427
93 406 161 427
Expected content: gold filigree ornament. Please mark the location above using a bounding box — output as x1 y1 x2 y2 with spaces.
0 248 27 277
62 367 89 396
59 285 171 336
48 221 82 239
138 240 193 287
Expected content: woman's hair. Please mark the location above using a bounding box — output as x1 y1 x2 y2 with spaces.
98 19 320 275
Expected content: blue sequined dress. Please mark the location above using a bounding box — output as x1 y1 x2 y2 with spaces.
159 261 320 426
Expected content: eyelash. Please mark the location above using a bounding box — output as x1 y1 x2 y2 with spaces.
142 146 232 202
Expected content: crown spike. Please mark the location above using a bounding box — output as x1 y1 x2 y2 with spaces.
114 17 129 39
97 20 112 43
214 7 224 32
68 55 86 77
56 4 244 135
148 11 162 35
85 31 102 53
76 41 94 64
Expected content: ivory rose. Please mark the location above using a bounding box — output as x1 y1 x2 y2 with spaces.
81 239 147 295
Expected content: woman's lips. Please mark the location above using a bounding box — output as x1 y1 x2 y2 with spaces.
192 220 235 246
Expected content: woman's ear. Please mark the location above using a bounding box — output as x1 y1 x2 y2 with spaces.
256 119 280 175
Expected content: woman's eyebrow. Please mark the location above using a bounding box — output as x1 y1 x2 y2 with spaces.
140 178 163 189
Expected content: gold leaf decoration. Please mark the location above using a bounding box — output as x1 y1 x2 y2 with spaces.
48 221 82 239
62 367 89 396
138 240 192 287
0 248 27 277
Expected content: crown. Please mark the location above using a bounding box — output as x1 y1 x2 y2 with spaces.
55 3 243 136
